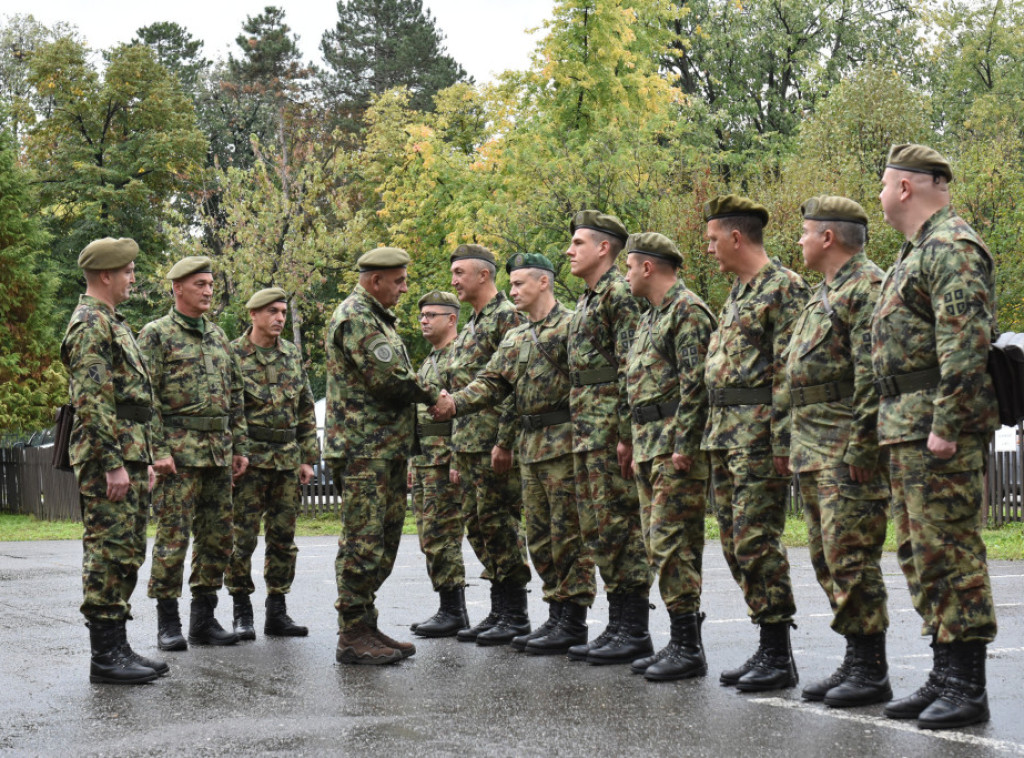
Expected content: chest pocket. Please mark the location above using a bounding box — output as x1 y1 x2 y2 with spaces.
114 331 148 380
795 311 835 361
723 302 766 357
165 344 202 387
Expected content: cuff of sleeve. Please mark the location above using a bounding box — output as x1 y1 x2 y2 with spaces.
930 413 961 444
102 449 123 473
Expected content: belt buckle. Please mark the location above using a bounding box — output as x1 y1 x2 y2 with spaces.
791 387 806 406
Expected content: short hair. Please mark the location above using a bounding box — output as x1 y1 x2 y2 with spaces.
523 267 555 291
631 252 679 273
716 215 764 245
586 228 625 258
814 220 866 252
472 258 496 281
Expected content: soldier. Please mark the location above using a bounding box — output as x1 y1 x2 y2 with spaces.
433 253 595 654
61 238 166 683
874 145 998 729
225 288 318 640
701 195 810 691
139 256 249 651
783 197 891 707
325 247 439 665
564 210 654 665
409 290 469 638
622 233 716 681
446 244 532 645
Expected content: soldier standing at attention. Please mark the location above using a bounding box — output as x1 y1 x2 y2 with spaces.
565 210 654 666
874 145 998 729
61 238 165 683
325 247 439 665
225 288 318 640
622 233 716 682
139 256 249 651
701 195 809 692
783 197 891 707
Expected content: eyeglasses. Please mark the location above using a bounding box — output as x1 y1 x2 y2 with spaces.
419 312 449 320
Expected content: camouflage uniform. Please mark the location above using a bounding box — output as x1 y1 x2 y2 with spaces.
871 205 998 644
701 259 809 625
138 309 248 599
325 284 435 631
61 295 155 622
225 328 318 598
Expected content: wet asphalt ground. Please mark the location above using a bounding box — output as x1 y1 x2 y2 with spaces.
1 534 1022 757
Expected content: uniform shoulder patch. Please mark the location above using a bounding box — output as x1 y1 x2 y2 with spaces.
943 288 968 316
368 336 395 364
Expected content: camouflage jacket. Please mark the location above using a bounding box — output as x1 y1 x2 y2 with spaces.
453 301 574 465
626 281 715 470
412 341 455 468
60 295 155 470
445 291 522 454
232 329 319 471
324 284 435 461
568 267 644 453
871 205 999 444
137 309 248 468
785 252 884 472
702 258 810 455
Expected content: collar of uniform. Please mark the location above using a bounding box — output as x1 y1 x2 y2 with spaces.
169 307 207 333
241 328 281 363
654 280 687 312
828 250 867 293
589 266 619 296
530 299 565 328
911 204 955 248
79 293 116 316
354 283 397 325
735 256 779 298
471 290 507 325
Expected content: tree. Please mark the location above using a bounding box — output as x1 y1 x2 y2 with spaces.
132 21 209 97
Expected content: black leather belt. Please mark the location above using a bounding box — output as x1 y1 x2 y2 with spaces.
417 422 453 437
874 367 941 398
115 404 153 422
163 415 229 432
708 386 772 406
631 400 679 424
247 425 296 443
571 367 617 386
521 409 571 431
790 379 855 407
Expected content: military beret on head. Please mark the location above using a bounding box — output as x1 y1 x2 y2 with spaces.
246 287 288 310
569 210 629 242
418 290 460 310
450 244 496 266
357 246 411 271
703 194 769 227
506 252 555 274
166 255 212 280
77 237 139 271
800 196 869 227
626 232 683 267
886 143 953 182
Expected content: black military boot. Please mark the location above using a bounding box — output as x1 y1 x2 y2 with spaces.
117 620 169 677
414 586 470 638
188 593 239 646
645 612 707 681
802 636 853 701
568 593 622 662
88 620 159 684
457 583 503 642
917 641 989 730
824 633 892 707
526 602 588 655
587 594 654 665
232 593 256 641
735 622 798 691
884 639 949 719
265 593 308 636
156 598 187 652
512 601 562 652
477 582 530 646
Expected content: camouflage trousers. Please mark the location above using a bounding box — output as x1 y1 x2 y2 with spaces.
454 452 531 587
635 454 707 615
888 436 997 644
411 462 466 592
75 459 149 622
573 448 650 597
709 448 796 625
798 465 890 636
331 457 406 631
225 466 300 597
148 465 233 599
522 454 595 606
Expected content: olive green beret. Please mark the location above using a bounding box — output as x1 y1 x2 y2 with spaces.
358 246 411 271
417 290 460 310
506 252 555 274
626 232 683 267
450 244 496 266
569 210 629 242
78 238 139 271
166 256 213 280
246 287 288 310
703 194 769 227
886 143 953 182
800 196 869 227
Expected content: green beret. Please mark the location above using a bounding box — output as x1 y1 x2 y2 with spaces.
800 196 869 227
357 246 411 271
703 194 769 227
886 143 953 182
246 287 288 310
625 232 682 267
505 252 555 274
570 210 629 242
450 244 496 266
77 238 139 271
418 290 460 310
166 256 212 280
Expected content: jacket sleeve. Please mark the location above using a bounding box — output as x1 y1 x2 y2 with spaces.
63 316 122 472
673 304 714 460
335 320 436 406
843 277 882 469
136 323 170 462
771 274 809 457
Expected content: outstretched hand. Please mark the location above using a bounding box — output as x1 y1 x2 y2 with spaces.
430 390 456 421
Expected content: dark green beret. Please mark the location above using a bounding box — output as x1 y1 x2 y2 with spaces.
800 196 869 227
166 256 212 280
570 210 629 242
418 290 460 310
505 252 555 274
886 143 953 182
450 244 496 266
703 194 769 227
358 246 411 271
246 287 288 310
77 238 139 271
626 232 682 267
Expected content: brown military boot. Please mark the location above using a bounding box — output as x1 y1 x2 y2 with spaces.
336 621 403 665
371 622 416 659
